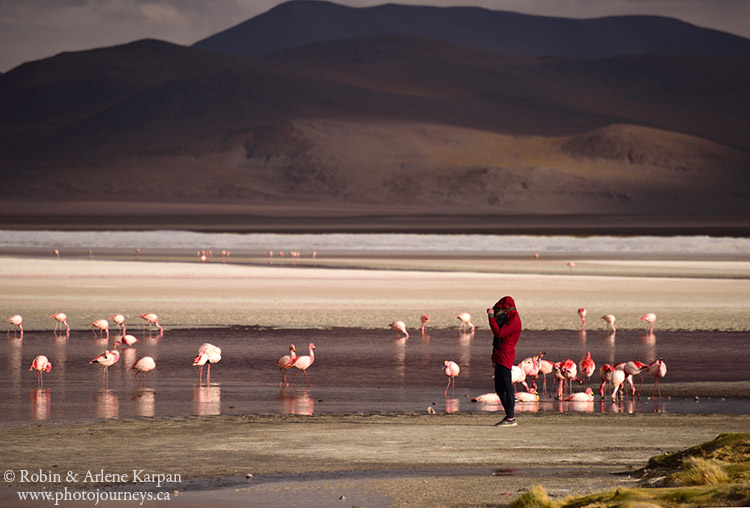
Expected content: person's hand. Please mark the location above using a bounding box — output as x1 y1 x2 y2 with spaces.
487 308 494 317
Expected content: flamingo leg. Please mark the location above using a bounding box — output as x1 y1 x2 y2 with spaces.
207 363 211 385
290 370 300 386
303 369 312 386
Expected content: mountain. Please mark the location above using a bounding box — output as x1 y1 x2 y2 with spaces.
193 0 750 59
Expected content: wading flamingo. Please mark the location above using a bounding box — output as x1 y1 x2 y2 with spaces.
139 313 163 335
456 313 474 333
389 320 409 339
90 346 120 387
640 313 657 333
29 355 52 388
90 319 109 339
50 313 70 334
7 314 23 338
610 369 626 401
110 314 126 333
616 360 649 397
598 364 615 399
131 356 156 387
579 352 596 387
274 344 297 385
289 343 315 386
443 360 460 396
420 314 430 335
117 334 140 348
577 308 587 329
538 358 554 394
193 343 221 384
601 314 616 332
647 358 668 399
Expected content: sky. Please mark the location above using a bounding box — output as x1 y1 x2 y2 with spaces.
1 0 749 73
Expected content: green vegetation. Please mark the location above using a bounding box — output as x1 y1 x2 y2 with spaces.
510 433 750 508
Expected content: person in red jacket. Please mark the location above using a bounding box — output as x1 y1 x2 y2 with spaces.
488 296 521 427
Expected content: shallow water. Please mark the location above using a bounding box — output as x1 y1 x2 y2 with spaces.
4 327 749 423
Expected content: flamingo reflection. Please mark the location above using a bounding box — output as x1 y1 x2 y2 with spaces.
193 384 221 416
29 389 51 420
279 388 314 415
133 389 155 417
95 390 119 419
445 398 459 413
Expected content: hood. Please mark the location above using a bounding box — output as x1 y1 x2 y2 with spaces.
494 296 516 311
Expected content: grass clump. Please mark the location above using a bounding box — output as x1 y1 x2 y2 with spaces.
509 485 558 508
671 456 730 486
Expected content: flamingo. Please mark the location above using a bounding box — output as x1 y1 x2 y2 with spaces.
29 355 52 388
420 314 430 335
6 314 23 338
117 334 140 348
443 360 460 396
615 361 648 398
90 319 109 339
515 391 540 403
289 343 315 386
139 313 163 334
389 320 409 339
193 343 221 384
49 312 70 334
131 356 156 387
564 387 594 402
647 358 668 399
601 314 616 332
598 364 615 398
110 314 126 333
538 357 554 394
471 393 500 403
274 344 297 385
511 364 526 392
641 313 657 333
517 355 542 393
90 346 121 387
579 352 596 387
456 312 474 333
577 308 587 329
610 369 626 401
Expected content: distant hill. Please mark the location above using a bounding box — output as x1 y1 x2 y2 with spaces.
194 0 750 59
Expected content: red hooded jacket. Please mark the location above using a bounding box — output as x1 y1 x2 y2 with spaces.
489 296 521 369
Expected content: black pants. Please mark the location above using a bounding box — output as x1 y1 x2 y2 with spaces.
494 364 515 419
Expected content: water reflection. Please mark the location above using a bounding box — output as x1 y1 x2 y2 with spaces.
393 338 406 380
193 384 221 416
133 388 155 417
95 390 119 419
445 398 459 414
29 388 51 420
279 388 314 416
8 338 22 390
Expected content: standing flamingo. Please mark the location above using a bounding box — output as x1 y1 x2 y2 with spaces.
110 314 126 333
443 360 460 396
274 344 297 385
289 343 315 386
420 314 430 335
90 319 109 339
131 356 156 387
139 313 163 334
577 308 587 329
598 364 615 398
193 343 221 384
647 358 667 399
117 334 140 348
456 313 474 333
610 369 626 401
389 321 409 339
640 313 657 333
6 314 23 338
615 361 648 398
90 346 121 387
579 352 596 387
29 355 52 388
49 313 70 334
538 357 554 394
601 314 616 332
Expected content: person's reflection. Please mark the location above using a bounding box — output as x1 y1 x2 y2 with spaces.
192 384 221 416
95 390 119 419
279 388 314 416
133 388 155 417
29 389 51 420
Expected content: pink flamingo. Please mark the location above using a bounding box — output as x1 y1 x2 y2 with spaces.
577 308 587 329
110 314 126 333
90 319 109 339
193 343 221 384
389 320 409 339
456 313 474 333
647 358 667 399
564 387 594 402
443 360 460 396
598 364 615 398
471 392 500 404
289 343 315 386
538 358 554 394
6 314 23 338
29 355 52 388
90 346 120 387
515 391 539 403
139 313 163 334
640 313 657 333
49 312 70 334
601 314 616 332
420 314 430 335
274 344 297 385
610 369 626 401
117 334 140 348
131 356 156 387
579 352 596 387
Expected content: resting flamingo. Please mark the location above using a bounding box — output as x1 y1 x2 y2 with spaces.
90 346 120 387
49 313 70 334
90 319 109 339
640 313 657 333
515 391 539 403
389 321 409 339
647 358 667 399
577 308 587 329
289 343 316 386
29 355 52 388
274 344 297 385
456 313 474 333
579 352 596 387
6 314 23 338
193 343 221 384
564 387 594 402
420 314 430 335
471 393 500 403
131 356 156 387
443 360 460 396
139 313 163 334
601 314 616 332
110 314 126 333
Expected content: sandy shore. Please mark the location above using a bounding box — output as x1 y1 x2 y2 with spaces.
1 412 749 507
